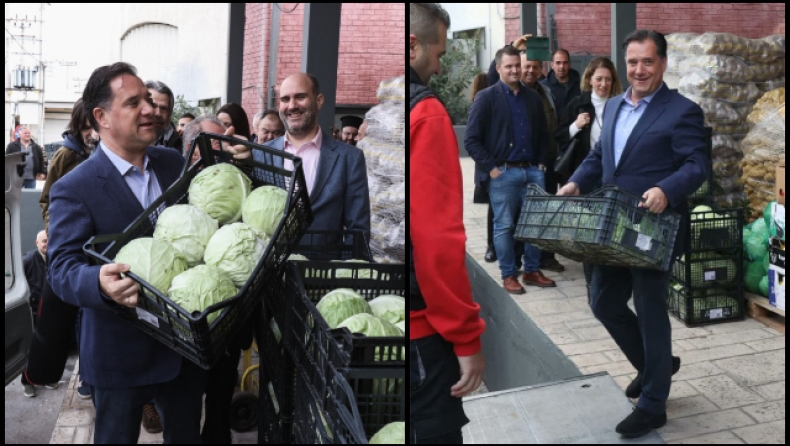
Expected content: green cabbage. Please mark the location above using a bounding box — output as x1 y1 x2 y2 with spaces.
153 205 218 267
744 231 768 261
188 163 252 224
114 237 188 296
316 288 371 328
395 320 405 333
204 222 268 287
288 253 309 261
168 264 237 324
763 201 776 229
242 185 288 238
337 313 404 361
369 422 405 444
333 259 378 279
369 294 405 324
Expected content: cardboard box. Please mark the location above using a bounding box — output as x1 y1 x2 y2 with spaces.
777 162 785 205
768 237 785 311
770 202 785 242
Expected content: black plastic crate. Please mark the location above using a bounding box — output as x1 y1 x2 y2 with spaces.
292 230 372 261
289 262 405 367
515 185 681 271
684 203 744 253
673 250 743 288
83 133 313 369
667 281 744 326
256 270 369 444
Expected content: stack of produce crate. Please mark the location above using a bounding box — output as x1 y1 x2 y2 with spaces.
668 203 745 326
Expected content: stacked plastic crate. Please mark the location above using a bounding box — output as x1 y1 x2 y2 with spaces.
668 204 745 326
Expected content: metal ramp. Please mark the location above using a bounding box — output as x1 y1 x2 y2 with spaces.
462 373 665 444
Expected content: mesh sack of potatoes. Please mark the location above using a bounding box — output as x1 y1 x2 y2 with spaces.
358 75 405 263
739 106 785 221
683 94 745 123
679 55 752 82
679 72 762 103
711 135 741 159
713 191 747 209
757 77 786 94
747 87 785 126
762 34 786 61
744 58 785 82
687 32 773 63
666 32 700 54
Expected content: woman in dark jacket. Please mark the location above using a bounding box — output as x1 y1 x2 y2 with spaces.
553 57 622 295
217 102 252 140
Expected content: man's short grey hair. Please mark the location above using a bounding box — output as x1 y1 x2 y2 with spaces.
410 3 450 46
182 115 223 159
144 80 174 112
253 112 265 122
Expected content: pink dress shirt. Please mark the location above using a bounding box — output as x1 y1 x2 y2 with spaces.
283 128 322 196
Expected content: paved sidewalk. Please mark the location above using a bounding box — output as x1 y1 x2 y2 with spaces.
49 352 260 444
459 157 785 444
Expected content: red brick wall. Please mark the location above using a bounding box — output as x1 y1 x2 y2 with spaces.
503 3 786 56
241 3 404 132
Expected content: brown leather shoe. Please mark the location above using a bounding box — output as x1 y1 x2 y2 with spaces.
142 403 163 434
521 270 556 287
503 276 526 294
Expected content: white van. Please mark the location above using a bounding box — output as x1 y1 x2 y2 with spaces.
5 152 34 384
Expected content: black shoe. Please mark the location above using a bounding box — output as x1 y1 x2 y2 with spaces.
484 246 497 263
615 407 667 438
625 356 681 399
540 257 565 272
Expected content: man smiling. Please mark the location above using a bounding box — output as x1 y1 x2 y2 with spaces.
254 73 370 238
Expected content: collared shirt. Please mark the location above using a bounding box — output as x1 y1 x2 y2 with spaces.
499 80 532 163
100 142 163 211
283 127 322 196
613 84 663 167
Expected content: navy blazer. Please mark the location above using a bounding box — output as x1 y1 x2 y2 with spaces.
569 83 709 255
465 81 550 181
256 134 371 239
48 146 186 388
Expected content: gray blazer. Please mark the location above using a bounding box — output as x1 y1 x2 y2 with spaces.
256 134 371 239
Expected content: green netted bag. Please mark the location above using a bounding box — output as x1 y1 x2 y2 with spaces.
745 261 765 293
763 200 776 229
759 275 769 297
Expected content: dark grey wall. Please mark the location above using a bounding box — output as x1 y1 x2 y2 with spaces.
466 254 581 392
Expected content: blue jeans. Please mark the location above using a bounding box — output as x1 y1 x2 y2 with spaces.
90 357 208 443
23 179 36 189
589 265 673 414
488 165 545 279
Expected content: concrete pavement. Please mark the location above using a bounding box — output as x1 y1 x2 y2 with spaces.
459 157 785 444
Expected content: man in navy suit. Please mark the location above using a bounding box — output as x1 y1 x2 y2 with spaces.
47 62 251 443
558 30 709 438
256 73 370 244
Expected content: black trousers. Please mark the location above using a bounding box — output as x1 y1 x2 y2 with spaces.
487 203 494 247
201 339 243 444
23 279 80 385
410 334 468 444
589 265 673 414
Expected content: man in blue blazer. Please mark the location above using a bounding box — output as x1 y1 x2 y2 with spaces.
256 73 370 246
466 45 555 295
558 30 709 438
47 62 250 443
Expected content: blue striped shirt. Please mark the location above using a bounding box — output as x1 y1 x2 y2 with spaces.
100 143 163 210
613 84 663 167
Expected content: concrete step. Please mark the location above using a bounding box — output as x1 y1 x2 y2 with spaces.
462 373 664 444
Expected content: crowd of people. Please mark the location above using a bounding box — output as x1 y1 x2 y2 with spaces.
14 60 376 443
411 2 709 442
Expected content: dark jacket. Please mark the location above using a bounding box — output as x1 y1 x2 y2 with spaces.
569 83 709 257
465 82 550 179
554 91 598 178
155 126 183 154
23 249 47 309
48 145 187 388
40 133 92 232
6 139 46 177
539 68 582 120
